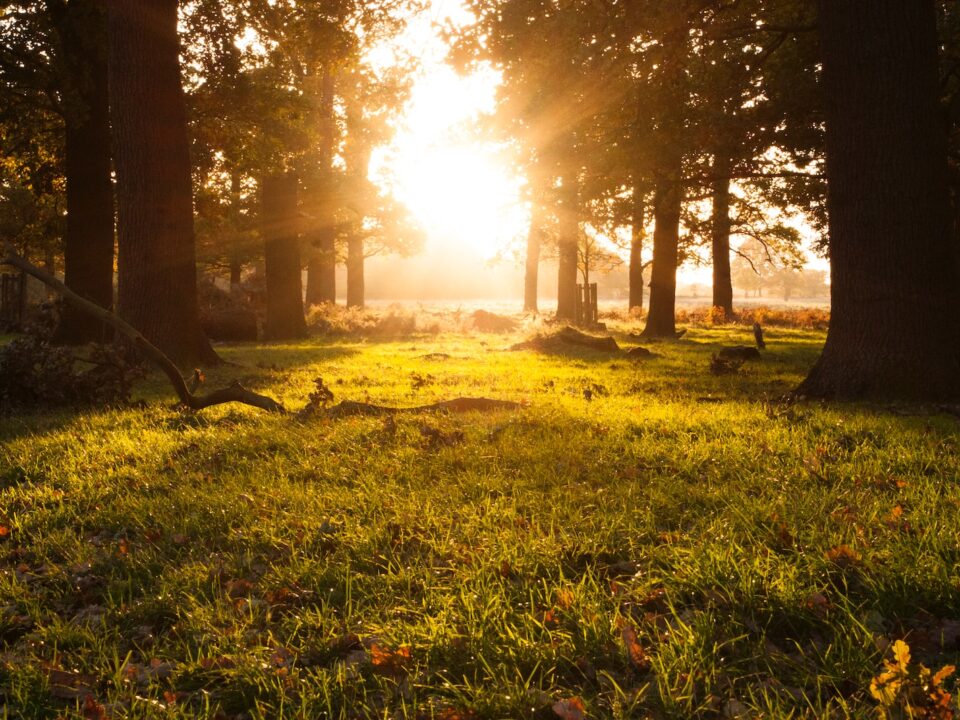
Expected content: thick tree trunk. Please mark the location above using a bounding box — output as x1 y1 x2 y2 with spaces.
261 173 306 340
346 235 364 309
523 214 541 313
305 68 337 306
798 0 960 400
629 185 645 311
108 0 216 368
711 156 734 319
52 0 114 344
305 241 336 306
555 175 579 322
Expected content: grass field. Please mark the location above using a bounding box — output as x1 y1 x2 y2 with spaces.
2 323 960 719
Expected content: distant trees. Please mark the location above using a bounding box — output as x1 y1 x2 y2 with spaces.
185 0 420 320
457 0 821 329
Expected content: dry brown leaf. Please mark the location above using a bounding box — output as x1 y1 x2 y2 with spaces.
552 696 586 720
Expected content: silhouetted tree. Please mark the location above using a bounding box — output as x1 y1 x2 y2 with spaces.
798 0 960 400
261 172 306 340
108 0 217 367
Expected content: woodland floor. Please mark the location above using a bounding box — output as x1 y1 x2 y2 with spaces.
2 322 960 719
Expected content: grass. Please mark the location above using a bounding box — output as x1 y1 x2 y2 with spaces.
2 322 959 718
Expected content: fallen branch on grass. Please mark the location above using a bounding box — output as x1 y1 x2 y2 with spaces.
1 247 286 414
308 397 522 419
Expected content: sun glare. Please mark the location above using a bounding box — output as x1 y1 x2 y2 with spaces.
368 2 529 262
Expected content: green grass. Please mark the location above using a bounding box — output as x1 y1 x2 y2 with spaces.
2 324 959 718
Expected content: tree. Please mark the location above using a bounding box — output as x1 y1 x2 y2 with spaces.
49 0 114 343
797 0 960 400
108 0 217 367
0 0 115 343
261 172 306 339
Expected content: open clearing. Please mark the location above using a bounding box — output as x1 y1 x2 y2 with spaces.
2 324 960 719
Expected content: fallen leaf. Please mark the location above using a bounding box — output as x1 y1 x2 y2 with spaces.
369 643 412 676
803 591 830 616
552 696 586 720
621 624 651 672
824 544 861 567
82 695 107 720
891 639 910 670
47 668 97 700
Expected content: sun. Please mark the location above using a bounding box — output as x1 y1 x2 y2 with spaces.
381 139 528 261
367 5 529 262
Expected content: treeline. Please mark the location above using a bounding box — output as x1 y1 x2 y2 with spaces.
455 0 823 329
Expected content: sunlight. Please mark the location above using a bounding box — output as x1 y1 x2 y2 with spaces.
379 132 528 261
368 2 529 262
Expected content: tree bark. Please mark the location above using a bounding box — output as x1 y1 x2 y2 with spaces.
798 0 960 400
642 162 682 338
555 174 579 322
52 0 114 344
108 0 217 368
711 154 734 319
261 172 306 340
346 234 364 308
629 184 645 311
304 68 337 306
641 21 686 339
523 212 541 313
305 231 336 306
228 168 243 291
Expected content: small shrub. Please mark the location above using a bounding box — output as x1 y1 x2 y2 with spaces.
0 322 141 411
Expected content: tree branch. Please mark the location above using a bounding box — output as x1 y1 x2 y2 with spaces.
1 246 286 414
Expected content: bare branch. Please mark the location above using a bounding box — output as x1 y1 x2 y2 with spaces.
1 246 286 414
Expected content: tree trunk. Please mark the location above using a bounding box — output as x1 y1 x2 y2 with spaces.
305 68 337 306
108 0 217 368
228 169 243 291
261 173 306 340
346 235 364 308
711 155 734 319
229 259 242 291
642 165 682 338
798 0 960 400
52 0 114 344
629 184 645 311
556 174 579 322
641 21 686 339
523 213 541 313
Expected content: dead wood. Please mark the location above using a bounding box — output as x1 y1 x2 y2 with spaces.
512 326 621 354
317 397 521 419
1 247 286 414
471 309 519 333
